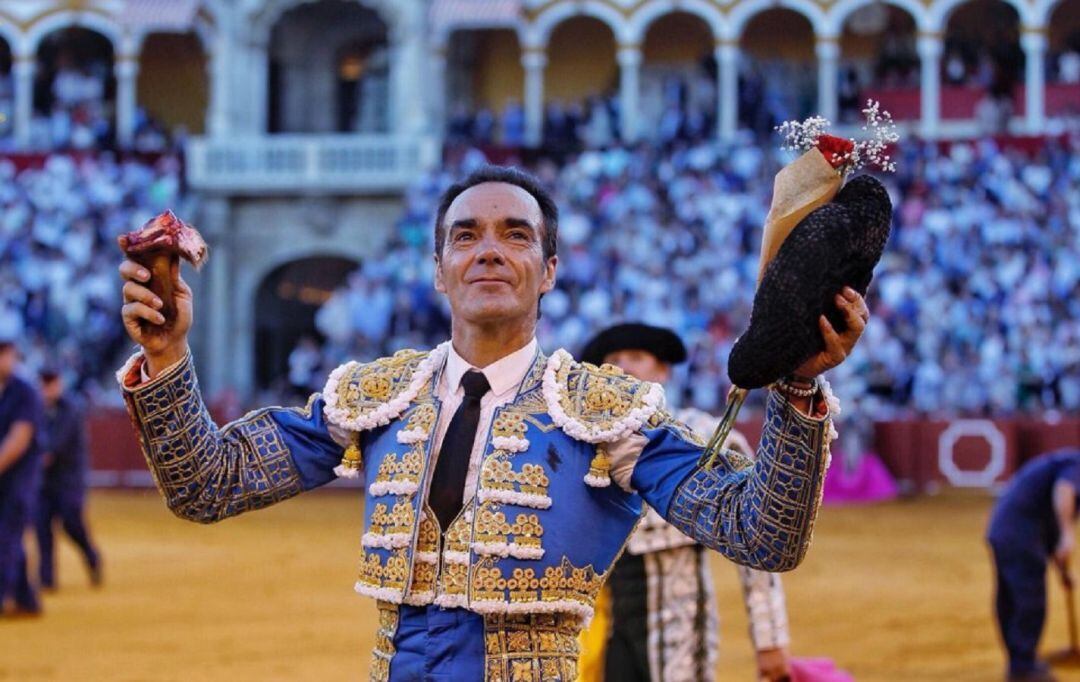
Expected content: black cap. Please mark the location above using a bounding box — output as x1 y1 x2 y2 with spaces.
580 323 688 367
0 333 16 352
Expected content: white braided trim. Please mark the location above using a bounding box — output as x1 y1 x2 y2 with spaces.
354 582 404 603
818 377 841 445
433 593 468 609
414 551 439 564
477 488 553 509
396 428 429 444
469 598 592 626
491 436 530 453
402 591 435 606
322 342 450 432
368 480 419 497
333 465 361 479
471 541 545 560
542 349 665 443
361 532 411 549
443 550 470 565
583 474 611 488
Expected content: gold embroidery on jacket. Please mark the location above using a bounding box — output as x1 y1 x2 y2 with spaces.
369 601 399 682
483 612 580 682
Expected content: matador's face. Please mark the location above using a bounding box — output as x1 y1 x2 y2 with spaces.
434 182 557 328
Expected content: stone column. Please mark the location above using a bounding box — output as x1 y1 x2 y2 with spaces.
200 197 232 395
522 49 547 147
430 46 448 136
1022 28 1047 133
249 39 270 133
206 26 231 136
398 22 428 134
816 37 839 123
617 44 642 143
115 56 140 147
12 57 35 149
716 42 739 140
917 32 942 138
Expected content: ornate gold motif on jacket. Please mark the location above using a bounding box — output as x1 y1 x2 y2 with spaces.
483 612 580 682
369 602 399 682
369 449 424 496
470 559 606 610
478 459 552 509
356 548 409 591
473 507 545 559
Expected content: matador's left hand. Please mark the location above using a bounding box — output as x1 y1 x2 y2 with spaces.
793 286 869 379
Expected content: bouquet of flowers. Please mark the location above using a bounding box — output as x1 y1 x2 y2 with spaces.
704 101 898 466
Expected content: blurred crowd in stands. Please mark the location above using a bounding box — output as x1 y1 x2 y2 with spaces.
0 58 174 152
1 39 1079 421
0 153 185 406
295 133 1080 419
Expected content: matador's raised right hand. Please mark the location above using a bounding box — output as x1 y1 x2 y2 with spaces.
119 257 192 377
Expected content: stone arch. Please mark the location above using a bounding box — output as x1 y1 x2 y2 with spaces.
249 0 406 46
24 9 125 56
626 0 726 44
726 0 826 41
826 0 932 35
1033 0 1061 24
251 253 362 390
266 0 393 133
526 0 631 49
130 15 215 56
0 12 24 57
136 31 210 134
929 0 1036 32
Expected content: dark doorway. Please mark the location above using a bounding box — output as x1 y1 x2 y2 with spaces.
254 256 358 391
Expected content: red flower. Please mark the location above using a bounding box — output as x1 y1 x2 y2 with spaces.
816 134 855 169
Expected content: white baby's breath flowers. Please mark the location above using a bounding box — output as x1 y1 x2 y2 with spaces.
774 99 900 174
852 99 900 173
776 115 832 154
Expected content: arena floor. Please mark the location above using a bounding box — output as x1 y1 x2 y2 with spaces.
2 490 1079 681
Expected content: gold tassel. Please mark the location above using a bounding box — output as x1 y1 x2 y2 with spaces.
339 433 362 473
585 448 612 487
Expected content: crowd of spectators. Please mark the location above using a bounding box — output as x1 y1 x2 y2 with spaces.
299 133 1080 419
446 66 812 152
0 153 186 406
0 60 174 152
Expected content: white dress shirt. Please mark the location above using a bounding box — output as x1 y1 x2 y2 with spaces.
435 338 540 503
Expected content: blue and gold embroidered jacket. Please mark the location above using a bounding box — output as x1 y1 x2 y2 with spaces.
118 342 833 625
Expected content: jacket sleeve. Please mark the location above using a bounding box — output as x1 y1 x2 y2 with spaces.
629 390 832 572
117 351 349 524
737 564 791 650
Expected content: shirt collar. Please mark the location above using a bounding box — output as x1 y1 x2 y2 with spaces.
445 337 539 399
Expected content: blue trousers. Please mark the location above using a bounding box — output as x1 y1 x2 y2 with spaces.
989 537 1047 675
0 483 38 612
35 486 99 588
387 605 486 680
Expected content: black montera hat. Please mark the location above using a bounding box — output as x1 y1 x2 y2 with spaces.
581 323 688 367
728 174 892 389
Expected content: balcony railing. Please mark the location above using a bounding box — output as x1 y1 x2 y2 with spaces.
185 134 440 193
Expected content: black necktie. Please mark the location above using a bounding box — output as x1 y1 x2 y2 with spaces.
430 369 491 531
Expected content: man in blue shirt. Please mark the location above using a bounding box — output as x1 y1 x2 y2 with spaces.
988 449 1080 681
35 367 101 589
0 338 46 617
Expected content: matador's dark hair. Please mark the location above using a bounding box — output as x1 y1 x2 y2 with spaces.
434 165 559 261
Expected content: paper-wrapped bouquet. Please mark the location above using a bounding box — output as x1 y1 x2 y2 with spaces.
704 101 898 465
